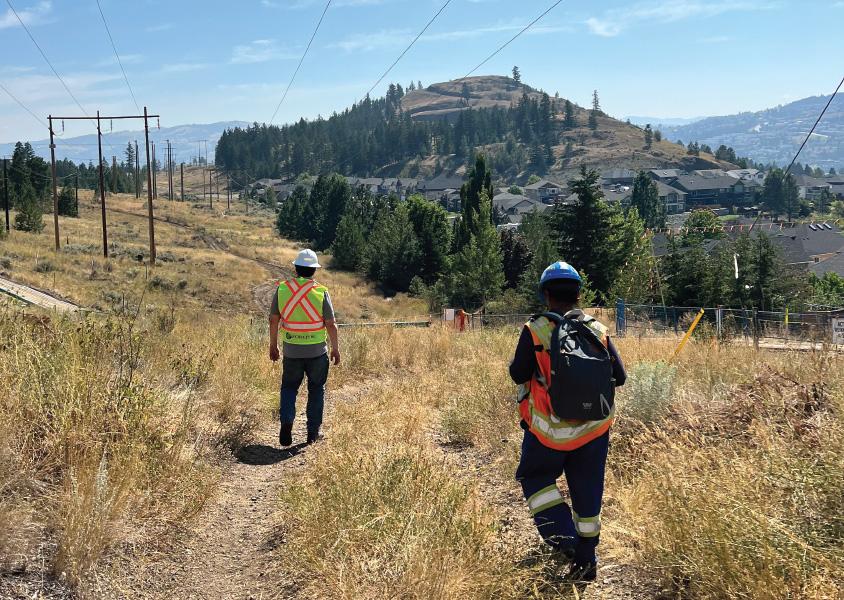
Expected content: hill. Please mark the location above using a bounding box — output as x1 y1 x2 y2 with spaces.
215 75 732 184
0 121 249 165
660 94 844 170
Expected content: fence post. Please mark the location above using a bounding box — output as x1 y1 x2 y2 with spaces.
615 298 626 337
716 306 723 340
672 307 679 335
752 308 760 350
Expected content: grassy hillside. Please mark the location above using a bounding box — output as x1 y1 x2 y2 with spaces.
1 196 842 598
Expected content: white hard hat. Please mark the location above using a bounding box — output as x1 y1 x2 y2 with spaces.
293 249 322 268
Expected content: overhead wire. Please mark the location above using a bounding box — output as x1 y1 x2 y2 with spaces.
5 0 95 124
269 0 332 125
463 0 564 78
95 0 141 113
0 81 48 129
364 0 452 99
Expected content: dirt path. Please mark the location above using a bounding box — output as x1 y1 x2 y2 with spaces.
0 275 81 312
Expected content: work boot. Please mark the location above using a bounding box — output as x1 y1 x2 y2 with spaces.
279 422 293 447
564 561 597 583
306 430 322 445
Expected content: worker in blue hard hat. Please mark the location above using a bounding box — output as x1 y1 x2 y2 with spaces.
509 261 627 583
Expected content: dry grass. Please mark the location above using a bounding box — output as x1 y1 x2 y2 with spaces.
280 325 844 600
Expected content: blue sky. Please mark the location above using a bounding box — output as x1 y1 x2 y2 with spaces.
1 0 842 144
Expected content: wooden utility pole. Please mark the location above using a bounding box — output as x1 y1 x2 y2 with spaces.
227 175 231 210
151 141 157 199
180 163 184 201
112 156 117 195
209 168 213 209
143 106 157 265
3 158 9 233
50 110 161 260
135 140 140 198
48 115 60 250
96 111 108 257
74 173 79 216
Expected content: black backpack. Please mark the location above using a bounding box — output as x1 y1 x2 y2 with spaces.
541 312 615 421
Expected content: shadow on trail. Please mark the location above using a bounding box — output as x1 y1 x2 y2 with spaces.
236 443 307 466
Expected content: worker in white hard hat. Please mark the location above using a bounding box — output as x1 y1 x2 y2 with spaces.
269 249 340 447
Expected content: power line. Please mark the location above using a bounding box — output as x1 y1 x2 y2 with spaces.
5 0 95 123
463 0 564 78
783 74 843 175
269 0 332 125
0 81 47 128
364 0 452 99
95 0 141 113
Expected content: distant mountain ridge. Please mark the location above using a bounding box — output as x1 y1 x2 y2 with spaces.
626 115 707 128
0 121 250 165
660 95 844 169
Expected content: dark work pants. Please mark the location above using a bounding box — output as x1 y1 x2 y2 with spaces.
515 429 609 565
279 354 329 436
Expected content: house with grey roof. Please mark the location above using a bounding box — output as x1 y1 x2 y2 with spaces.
419 175 464 201
524 179 566 204
649 169 683 182
672 173 744 206
492 193 548 221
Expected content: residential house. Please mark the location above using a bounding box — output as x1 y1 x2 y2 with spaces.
649 168 683 182
524 179 566 204
727 168 766 183
654 180 687 214
441 188 462 212
792 174 833 201
810 251 844 278
492 192 549 224
826 177 844 200
671 172 744 207
601 168 636 186
419 175 464 201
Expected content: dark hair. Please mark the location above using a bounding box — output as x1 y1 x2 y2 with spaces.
542 279 581 304
295 265 317 278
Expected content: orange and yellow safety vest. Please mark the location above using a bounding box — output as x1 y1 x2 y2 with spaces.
518 311 614 451
277 277 328 345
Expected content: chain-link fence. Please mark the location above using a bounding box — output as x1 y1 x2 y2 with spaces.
616 300 844 346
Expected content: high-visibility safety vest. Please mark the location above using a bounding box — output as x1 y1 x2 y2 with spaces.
277 277 328 345
518 310 614 451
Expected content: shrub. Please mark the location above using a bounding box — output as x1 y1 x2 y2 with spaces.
34 259 56 273
14 183 44 233
620 360 677 424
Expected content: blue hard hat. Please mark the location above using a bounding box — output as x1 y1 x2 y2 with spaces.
539 261 582 287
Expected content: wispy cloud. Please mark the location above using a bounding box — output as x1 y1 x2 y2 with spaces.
145 22 174 33
162 62 210 73
230 39 297 64
0 0 52 29
698 35 731 44
330 20 570 52
586 0 779 37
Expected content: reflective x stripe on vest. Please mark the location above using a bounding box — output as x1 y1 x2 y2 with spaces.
518 310 614 451
277 277 328 345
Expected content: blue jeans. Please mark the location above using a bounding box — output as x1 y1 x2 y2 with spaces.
515 429 609 565
279 354 329 435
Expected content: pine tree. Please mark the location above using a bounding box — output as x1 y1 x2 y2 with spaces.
331 213 367 271
512 66 521 83
500 228 533 289
644 124 653 149
451 191 504 309
630 171 664 229
762 168 799 220
588 91 600 132
455 154 494 251
124 142 135 170
564 100 577 130
14 181 44 233
57 185 78 217
365 204 422 292
406 195 451 284
276 185 308 239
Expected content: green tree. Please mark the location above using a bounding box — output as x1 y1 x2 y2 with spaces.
454 154 494 251
276 185 308 239
500 228 532 289
450 192 504 309
124 142 135 170
588 90 600 132
365 204 422 292
630 171 665 229
331 213 367 271
551 167 639 299
762 168 799 220
406 195 451 284
810 272 844 307
563 100 577 130
13 182 44 233
512 66 521 83
654 129 662 142
682 209 724 246
644 124 653 149
461 82 471 107
57 185 78 217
